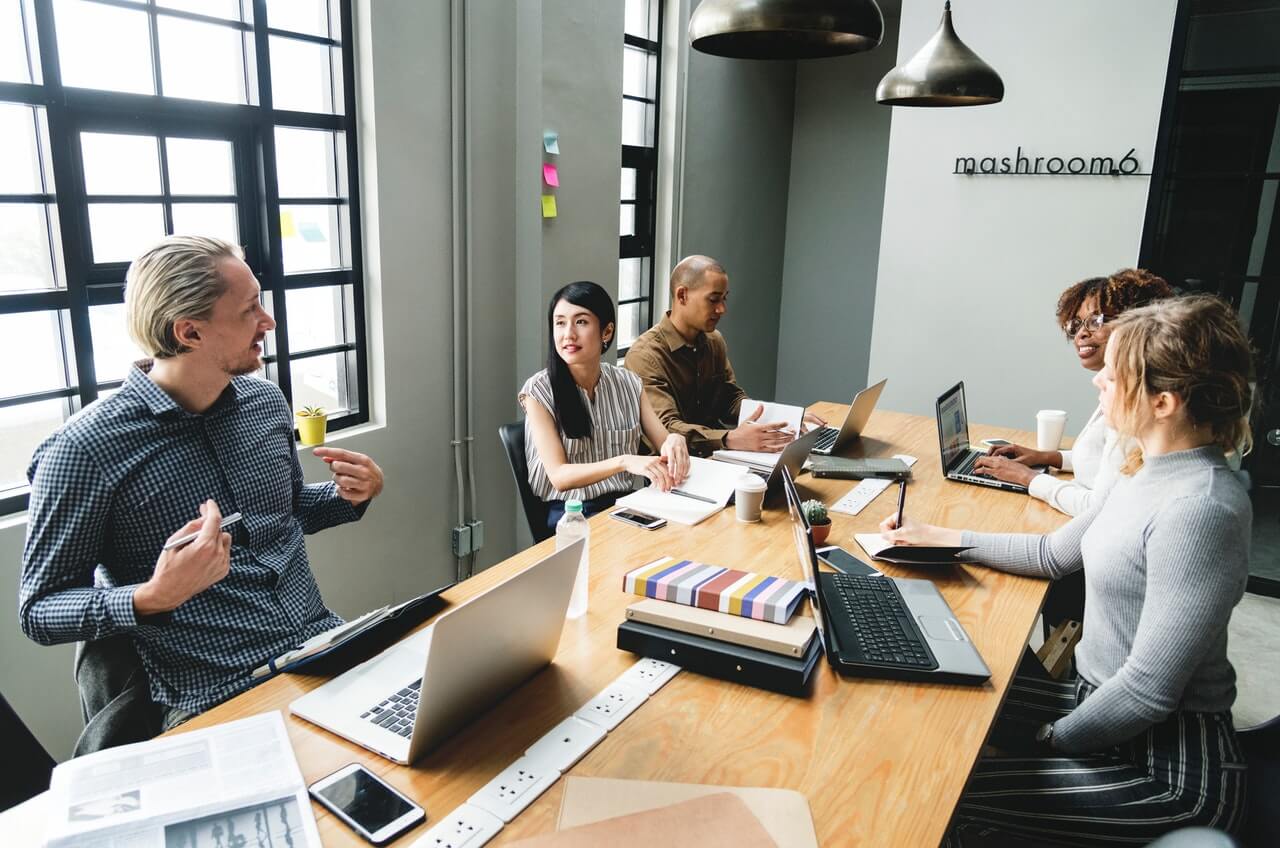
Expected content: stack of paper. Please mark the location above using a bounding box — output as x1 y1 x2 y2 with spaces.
711 400 803 472
615 456 743 525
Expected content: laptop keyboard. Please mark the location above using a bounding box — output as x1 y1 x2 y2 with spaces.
361 678 422 738
954 450 995 480
812 426 839 452
831 574 935 668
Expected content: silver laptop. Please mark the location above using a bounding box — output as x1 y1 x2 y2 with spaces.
783 467 990 684
810 378 888 456
290 540 583 764
759 425 824 499
936 381 1029 494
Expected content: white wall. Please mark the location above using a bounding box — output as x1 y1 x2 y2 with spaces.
868 0 1178 430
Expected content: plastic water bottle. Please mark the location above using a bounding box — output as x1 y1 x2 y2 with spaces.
556 500 590 619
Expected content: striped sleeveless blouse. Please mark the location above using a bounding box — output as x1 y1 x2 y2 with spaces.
518 363 643 502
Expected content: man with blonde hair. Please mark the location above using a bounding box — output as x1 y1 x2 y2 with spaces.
20 235 384 733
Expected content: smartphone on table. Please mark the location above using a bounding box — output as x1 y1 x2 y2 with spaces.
816 545 883 578
610 508 667 530
309 763 425 844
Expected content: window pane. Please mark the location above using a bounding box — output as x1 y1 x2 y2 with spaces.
0 203 58 291
172 202 239 243
88 203 164 264
1 1 35 84
81 133 161 196
620 168 636 201
0 400 66 491
0 311 69 396
619 257 644 301
275 127 344 198
290 352 347 416
166 137 236 196
269 36 339 114
89 304 146 383
266 0 329 38
0 103 43 194
620 204 635 237
285 285 347 352
617 302 642 349
622 99 655 147
624 0 654 40
55 0 154 96
280 204 346 273
158 16 248 104
158 0 246 22
623 46 655 99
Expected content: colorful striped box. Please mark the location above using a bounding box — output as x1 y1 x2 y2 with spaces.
622 558 806 624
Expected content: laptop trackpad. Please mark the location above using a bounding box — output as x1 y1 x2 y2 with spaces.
918 615 967 642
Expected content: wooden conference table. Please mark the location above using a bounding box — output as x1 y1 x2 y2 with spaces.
177 405 1070 846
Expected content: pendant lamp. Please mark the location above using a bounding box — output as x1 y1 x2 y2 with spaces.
876 2 1003 106
689 0 884 60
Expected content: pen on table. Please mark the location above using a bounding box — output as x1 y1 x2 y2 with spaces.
164 512 243 550
671 488 716 504
895 480 906 529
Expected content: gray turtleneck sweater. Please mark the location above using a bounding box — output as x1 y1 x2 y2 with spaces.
961 446 1251 754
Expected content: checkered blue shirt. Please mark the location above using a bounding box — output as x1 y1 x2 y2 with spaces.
19 364 365 714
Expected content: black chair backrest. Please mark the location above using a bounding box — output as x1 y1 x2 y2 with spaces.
1 693 56 812
499 421 552 543
1241 714 1280 847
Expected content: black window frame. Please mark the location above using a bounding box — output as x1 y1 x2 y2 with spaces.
0 0 368 516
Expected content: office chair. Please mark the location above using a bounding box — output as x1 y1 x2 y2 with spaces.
1 692 56 811
499 421 552 543
1240 712 1280 847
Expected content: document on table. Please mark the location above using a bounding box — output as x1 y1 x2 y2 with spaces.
711 399 804 471
616 456 744 525
42 711 320 848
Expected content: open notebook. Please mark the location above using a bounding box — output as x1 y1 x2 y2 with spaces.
615 456 744 525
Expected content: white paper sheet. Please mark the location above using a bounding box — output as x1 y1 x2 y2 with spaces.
615 457 745 525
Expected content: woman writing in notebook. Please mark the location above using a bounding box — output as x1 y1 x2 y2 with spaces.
974 268 1172 516
520 281 689 530
881 295 1253 846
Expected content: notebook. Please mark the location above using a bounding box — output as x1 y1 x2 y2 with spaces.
625 598 816 657
623 557 807 624
853 533 972 565
614 456 743 525
711 400 805 472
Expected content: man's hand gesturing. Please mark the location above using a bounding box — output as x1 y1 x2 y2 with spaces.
134 499 232 616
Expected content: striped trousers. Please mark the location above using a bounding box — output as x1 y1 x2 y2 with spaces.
942 666 1248 847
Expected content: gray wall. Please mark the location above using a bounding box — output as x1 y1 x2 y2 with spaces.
679 50 796 401
774 13 900 407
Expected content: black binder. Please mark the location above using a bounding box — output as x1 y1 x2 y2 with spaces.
617 619 821 696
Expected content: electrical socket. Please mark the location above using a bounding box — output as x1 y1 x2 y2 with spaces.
524 715 606 772
407 803 502 848
467 519 484 552
467 755 560 824
573 680 647 731
451 525 472 557
615 657 681 695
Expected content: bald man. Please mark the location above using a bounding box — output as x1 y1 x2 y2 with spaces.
625 256 813 457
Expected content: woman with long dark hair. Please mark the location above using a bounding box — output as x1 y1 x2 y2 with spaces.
520 281 689 529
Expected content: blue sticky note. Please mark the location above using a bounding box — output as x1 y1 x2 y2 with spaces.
543 131 560 155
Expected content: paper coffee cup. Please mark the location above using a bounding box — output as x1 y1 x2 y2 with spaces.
1036 409 1068 452
735 474 767 523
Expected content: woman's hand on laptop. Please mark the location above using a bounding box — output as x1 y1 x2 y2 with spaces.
988 443 1062 469
659 433 689 486
878 514 964 548
973 454 1039 487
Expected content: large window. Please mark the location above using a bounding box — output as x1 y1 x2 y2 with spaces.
0 0 367 515
617 0 663 350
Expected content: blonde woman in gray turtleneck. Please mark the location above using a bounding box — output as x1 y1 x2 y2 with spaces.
882 295 1254 847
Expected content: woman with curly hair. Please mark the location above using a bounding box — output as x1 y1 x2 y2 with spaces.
974 268 1173 515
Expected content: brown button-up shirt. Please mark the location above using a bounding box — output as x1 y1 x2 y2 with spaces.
623 313 747 457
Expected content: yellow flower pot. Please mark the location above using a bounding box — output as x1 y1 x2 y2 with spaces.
296 413 328 446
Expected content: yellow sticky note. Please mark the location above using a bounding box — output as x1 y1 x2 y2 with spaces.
541 194 557 218
280 210 297 238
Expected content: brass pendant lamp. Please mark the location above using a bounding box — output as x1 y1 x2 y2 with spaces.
689 0 885 60
876 2 1003 106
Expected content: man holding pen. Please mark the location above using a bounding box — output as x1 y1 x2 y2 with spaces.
19 236 384 734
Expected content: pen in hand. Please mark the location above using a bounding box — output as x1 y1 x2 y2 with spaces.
895 481 906 530
164 512 243 550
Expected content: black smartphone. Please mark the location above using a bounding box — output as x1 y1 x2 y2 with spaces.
609 508 667 530
815 545 882 578
309 763 425 844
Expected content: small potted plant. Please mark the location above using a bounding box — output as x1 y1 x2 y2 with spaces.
801 499 832 545
295 405 328 446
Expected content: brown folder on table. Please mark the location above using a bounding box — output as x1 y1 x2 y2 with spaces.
625 598 816 658
552 776 818 848
506 792 776 848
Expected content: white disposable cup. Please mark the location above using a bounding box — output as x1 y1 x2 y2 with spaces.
735 474 768 523
1036 410 1068 452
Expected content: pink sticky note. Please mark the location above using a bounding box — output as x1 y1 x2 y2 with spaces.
543 163 559 187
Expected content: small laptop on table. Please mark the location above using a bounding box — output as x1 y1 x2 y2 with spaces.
782 467 990 685
809 378 888 456
290 540 583 764
756 426 824 500
935 381 1029 494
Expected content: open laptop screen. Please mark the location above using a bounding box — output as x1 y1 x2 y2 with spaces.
936 382 971 471
782 467 827 652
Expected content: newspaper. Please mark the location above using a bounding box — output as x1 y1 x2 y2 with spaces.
42 711 321 848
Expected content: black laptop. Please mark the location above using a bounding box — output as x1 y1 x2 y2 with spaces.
935 382 1029 494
